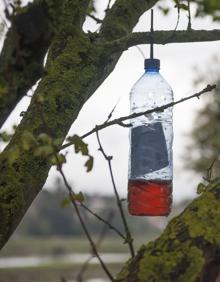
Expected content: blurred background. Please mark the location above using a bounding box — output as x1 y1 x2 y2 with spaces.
0 0 220 281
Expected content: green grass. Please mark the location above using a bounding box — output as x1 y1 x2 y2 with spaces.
0 235 157 257
0 263 123 282
0 235 159 282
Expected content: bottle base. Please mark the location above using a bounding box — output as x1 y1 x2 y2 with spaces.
128 179 172 216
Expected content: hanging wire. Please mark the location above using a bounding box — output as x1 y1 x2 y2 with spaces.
135 9 155 60
135 46 146 59
150 9 154 59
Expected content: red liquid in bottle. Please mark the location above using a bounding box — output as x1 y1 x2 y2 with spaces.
128 179 172 216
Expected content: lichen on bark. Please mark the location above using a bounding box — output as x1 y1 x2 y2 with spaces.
0 24 100 248
1 3 220 281
117 179 220 282
0 0 152 249
0 0 64 128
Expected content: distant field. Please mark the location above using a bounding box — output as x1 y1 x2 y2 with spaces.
0 262 122 282
0 235 158 257
0 235 160 282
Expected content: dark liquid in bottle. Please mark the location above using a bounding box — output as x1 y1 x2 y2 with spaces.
128 179 172 216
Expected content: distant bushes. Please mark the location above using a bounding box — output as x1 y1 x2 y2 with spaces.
16 188 162 237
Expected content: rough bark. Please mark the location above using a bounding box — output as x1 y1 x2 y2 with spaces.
0 0 158 250
99 0 158 40
117 179 220 282
105 29 220 53
0 0 63 128
0 1 220 280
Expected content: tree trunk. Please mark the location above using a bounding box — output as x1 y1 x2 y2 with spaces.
0 0 157 250
117 179 220 282
0 1 220 280
0 0 63 128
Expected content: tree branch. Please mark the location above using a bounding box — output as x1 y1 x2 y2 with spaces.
104 29 220 52
117 178 220 281
187 0 192 30
61 84 216 150
0 0 64 128
86 13 103 24
0 0 217 254
75 211 114 282
33 99 113 281
100 0 159 40
62 0 90 27
0 0 91 130
0 0 160 249
55 160 114 282
96 131 135 258
81 202 125 240
0 0 109 251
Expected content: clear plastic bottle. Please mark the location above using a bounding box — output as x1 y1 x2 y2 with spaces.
128 58 173 216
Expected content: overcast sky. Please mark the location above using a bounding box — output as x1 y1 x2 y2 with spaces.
1 0 220 203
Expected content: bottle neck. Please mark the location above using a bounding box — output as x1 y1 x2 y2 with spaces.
145 68 159 73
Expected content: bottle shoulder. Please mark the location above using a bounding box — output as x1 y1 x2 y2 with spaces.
131 72 173 92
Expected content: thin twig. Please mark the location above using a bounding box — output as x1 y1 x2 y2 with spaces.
163 0 180 44
60 84 216 151
81 203 125 239
36 102 115 281
37 101 124 239
76 211 114 282
96 131 135 258
56 160 115 282
187 0 192 30
105 0 112 12
105 97 121 123
203 157 218 183
87 13 102 24
135 46 146 59
76 256 92 282
174 1 180 32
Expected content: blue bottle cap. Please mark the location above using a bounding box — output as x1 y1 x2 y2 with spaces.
144 58 160 70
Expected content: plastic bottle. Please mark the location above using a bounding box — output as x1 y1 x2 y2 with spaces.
128 58 173 216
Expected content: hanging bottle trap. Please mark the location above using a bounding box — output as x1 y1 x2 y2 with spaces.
128 10 174 216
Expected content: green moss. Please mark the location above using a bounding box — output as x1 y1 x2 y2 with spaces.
0 142 54 249
0 155 26 243
0 24 102 249
116 259 131 281
138 242 204 282
0 0 159 252
100 0 157 40
0 85 8 106
117 179 220 281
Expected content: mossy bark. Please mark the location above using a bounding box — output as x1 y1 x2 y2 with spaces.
1 1 220 279
117 179 220 282
0 0 157 250
0 0 63 128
